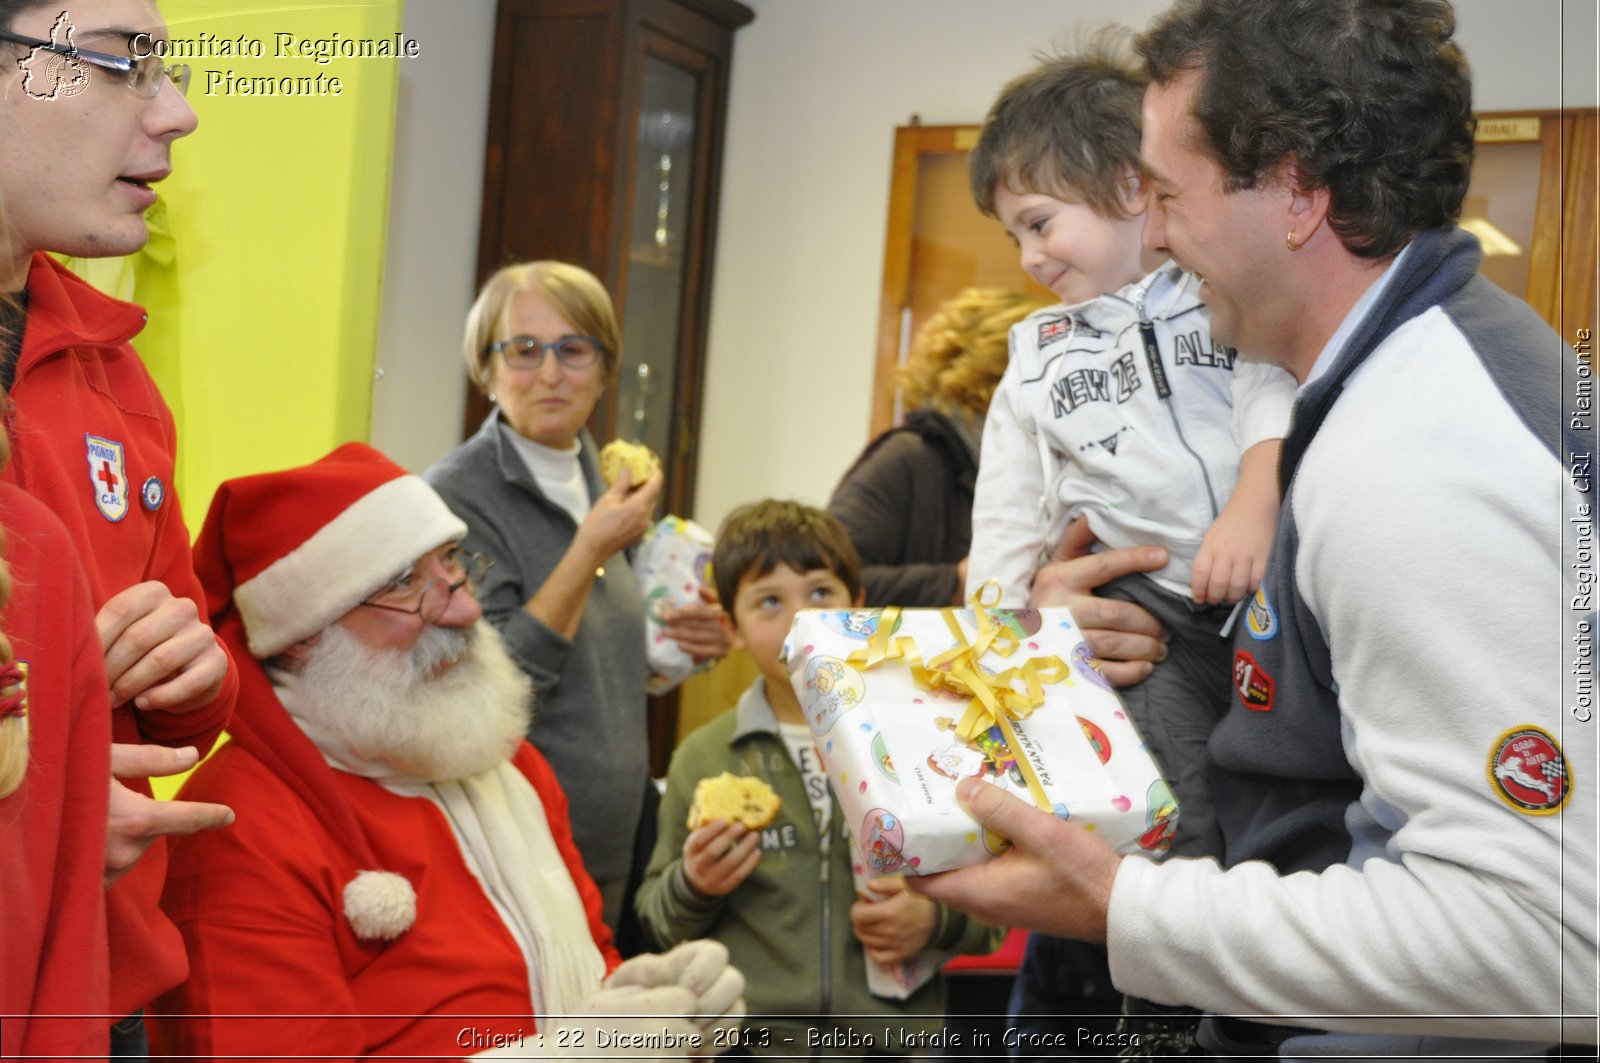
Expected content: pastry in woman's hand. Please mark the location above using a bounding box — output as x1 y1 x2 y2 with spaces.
599 440 661 489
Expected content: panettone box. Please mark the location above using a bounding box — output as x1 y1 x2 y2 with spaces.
784 602 1177 877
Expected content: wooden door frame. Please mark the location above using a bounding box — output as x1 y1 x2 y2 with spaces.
872 124 983 438
1506 108 1599 346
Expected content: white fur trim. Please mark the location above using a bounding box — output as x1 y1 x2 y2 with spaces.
234 476 467 658
343 869 417 940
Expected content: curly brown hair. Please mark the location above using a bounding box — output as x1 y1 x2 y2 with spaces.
898 289 1043 418
1137 0 1475 260
969 29 1147 220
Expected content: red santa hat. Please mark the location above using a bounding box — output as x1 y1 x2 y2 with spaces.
198 441 467 659
194 442 467 941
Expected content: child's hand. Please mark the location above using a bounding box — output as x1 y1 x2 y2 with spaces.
1193 438 1282 605
849 876 936 964
682 820 761 898
1191 504 1273 605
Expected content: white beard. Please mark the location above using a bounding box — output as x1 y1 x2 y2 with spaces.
281 619 534 783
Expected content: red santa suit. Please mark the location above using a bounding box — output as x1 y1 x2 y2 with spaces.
154 442 621 1062
155 735 619 1061
1 252 237 1017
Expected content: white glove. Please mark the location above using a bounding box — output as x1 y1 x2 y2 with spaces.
604 940 747 1054
470 942 747 1060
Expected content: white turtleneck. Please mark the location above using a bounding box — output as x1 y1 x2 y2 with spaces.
502 422 591 523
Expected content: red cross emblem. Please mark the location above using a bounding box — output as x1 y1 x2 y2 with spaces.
85 435 129 522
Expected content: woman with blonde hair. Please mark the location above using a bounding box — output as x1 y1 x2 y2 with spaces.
425 261 727 933
828 288 1042 607
1 286 115 1055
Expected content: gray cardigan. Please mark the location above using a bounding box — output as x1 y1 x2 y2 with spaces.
425 412 648 887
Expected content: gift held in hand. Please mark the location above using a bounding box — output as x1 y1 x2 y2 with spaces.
783 596 1178 876
635 515 716 693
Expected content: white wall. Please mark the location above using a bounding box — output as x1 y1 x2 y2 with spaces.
372 0 1597 505
370 0 496 473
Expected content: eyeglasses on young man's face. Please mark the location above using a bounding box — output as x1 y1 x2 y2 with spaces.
488 334 605 371
358 546 494 625
0 29 191 97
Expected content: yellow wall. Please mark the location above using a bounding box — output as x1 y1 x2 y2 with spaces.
129 0 403 512
90 0 407 796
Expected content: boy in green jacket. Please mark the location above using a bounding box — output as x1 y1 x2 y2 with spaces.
635 500 1003 1058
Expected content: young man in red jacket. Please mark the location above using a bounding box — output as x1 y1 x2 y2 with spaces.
0 1 237 1055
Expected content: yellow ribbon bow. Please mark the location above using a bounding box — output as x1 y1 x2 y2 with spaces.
843 583 1072 813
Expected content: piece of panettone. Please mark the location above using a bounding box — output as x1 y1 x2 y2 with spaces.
686 772 782 831
598 439 660 488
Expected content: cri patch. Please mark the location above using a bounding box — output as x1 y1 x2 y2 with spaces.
1245 586 1279 641
85 434 129 523
1487 726 1571 815
1233 650 1274 711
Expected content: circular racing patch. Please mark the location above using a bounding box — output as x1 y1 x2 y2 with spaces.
1487 726 1571 815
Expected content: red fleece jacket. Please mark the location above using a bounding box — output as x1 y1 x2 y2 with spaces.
0 484 112 1058
0 253 237 1017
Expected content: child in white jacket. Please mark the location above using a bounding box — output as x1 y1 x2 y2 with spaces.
966 40 1297 859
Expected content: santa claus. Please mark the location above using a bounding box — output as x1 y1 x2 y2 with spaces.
150 443 742 1060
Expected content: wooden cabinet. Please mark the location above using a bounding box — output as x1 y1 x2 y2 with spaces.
473 0 753 774
471 0 754 519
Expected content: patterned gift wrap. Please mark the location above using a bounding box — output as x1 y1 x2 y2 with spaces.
635 515 716 693
783 597 1178 876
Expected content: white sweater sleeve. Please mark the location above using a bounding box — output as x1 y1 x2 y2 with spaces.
967 348 1049 608
1107 313 1597 1042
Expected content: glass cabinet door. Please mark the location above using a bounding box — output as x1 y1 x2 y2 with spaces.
469 0 751 526
614 56 700 481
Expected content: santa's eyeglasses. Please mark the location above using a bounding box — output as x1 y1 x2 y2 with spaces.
357 546 493 625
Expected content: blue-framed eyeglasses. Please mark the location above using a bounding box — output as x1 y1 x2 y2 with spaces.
0 28 191 98
357 546 493 625
488 334 606 370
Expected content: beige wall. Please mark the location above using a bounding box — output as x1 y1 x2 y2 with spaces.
371 0 496 474
373 0 1598 519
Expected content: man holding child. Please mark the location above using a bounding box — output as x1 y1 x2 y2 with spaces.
917 0 1596 1056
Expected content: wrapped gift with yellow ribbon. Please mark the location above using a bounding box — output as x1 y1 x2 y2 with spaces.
782 588 1179 876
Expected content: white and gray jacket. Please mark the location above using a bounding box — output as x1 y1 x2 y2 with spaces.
968 262 1296 603
1109 227 1597 1054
